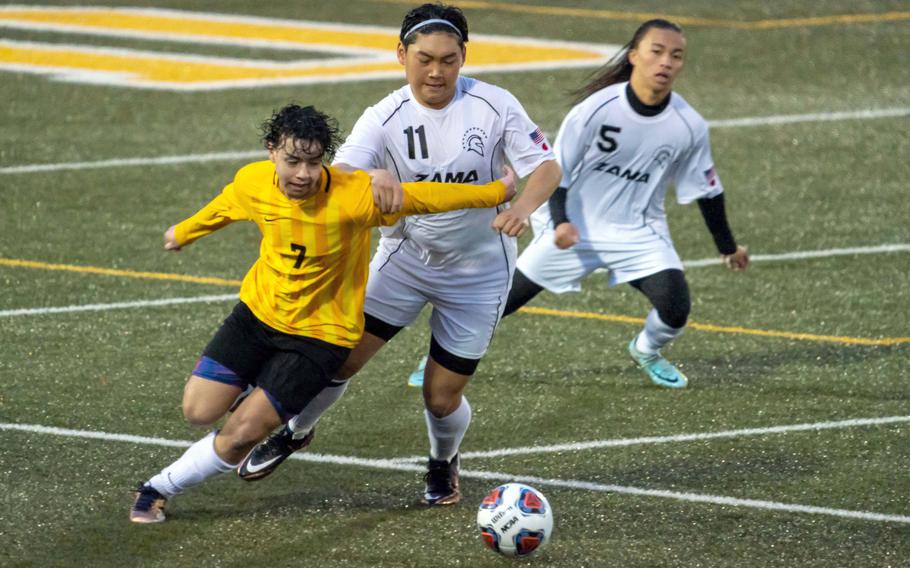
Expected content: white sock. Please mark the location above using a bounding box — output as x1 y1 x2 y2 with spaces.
147 431 234 497
288 379 349 440
425 397 471 462
635 308 685 354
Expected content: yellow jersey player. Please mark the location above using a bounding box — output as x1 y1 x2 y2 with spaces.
130 104 515 523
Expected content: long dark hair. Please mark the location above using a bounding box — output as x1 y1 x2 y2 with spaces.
572 19 682 104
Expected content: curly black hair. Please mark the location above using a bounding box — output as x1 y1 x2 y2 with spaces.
399 3 468 47
260 104 341 160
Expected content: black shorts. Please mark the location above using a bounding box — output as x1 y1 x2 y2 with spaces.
199 302 351 416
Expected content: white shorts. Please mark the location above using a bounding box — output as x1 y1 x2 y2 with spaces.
516 225 683 292
364 238 515 359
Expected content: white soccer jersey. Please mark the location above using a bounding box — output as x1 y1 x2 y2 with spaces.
530 81 721 246
334 76 554 272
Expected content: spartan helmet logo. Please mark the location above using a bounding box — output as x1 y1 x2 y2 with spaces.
462 127 488 157
465 134 484 156
649 145 674 169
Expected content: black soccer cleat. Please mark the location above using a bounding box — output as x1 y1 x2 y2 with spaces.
237 426 315 481
422 454 460 506
130 481 167 524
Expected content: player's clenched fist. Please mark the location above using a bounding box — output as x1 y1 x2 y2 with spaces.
553 222 580 249
492 211 529 237
163 225 181 251
491 166 527 236
722 245 749 271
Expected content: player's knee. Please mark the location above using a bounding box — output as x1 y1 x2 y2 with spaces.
182 399 220 427
634 269 691 329
656 297 690 329
424 392 459 418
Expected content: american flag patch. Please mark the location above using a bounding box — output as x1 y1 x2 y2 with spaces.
704 166 718 187
529 127 549 151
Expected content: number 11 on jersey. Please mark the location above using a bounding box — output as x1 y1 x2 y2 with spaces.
404 125 429 159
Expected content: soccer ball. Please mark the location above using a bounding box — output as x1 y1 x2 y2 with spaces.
476 482 553 556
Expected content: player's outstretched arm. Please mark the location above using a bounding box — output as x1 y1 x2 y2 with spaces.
165 185 250 250
381 167 514 225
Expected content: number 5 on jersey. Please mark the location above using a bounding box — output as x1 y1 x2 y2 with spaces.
597 125 621 153
404 125 429 159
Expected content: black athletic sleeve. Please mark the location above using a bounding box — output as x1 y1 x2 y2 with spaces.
696 193 737 255
548 186 570 226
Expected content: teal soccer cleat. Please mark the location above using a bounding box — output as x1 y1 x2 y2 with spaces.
407 355 428 387
628 340 688 389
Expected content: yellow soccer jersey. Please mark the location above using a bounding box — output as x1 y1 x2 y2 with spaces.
173 161 506 347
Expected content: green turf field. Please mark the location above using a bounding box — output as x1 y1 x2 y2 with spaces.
1 1 909 566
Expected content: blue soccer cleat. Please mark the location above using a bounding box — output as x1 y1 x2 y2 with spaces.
628 339 688 389
407 355 428 387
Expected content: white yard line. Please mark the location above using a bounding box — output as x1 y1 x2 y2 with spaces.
460 470 910 525
706 107 910 128
2 107 908 175
0 150 263 175
683 243 910 268
0 293 237 317
2 418 908 524
389 415 910 462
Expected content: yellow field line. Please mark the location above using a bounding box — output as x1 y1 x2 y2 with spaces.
684 321 910 346
3 257 907 346
0 258 242 287
518 307 910 347
520 306 647 325
372 0 910 29
743 12 910 29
